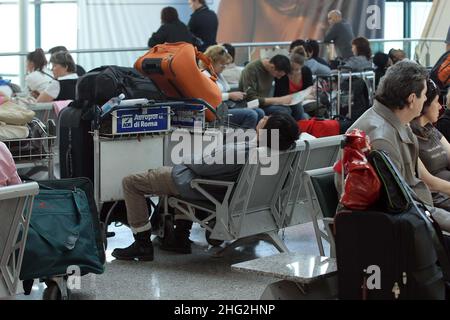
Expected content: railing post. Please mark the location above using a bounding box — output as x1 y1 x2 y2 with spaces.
19 0 29 89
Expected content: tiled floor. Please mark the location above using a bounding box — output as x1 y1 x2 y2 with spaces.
17 220 328 300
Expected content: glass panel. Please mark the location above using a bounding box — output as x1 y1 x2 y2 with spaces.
40 3 77 51
383 2 404 52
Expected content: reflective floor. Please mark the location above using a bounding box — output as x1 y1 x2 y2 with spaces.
17 221 327 300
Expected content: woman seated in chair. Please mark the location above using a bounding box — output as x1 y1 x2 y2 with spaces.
25 48 53 99
200 45 265 129
411 79 450 211
0 142 21 187
37 51 78 102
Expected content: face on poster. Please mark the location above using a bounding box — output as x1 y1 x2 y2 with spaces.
214 0 384 42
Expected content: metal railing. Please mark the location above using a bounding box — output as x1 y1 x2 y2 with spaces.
0 38 447 87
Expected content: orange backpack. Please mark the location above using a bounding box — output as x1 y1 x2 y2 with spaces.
134 42 222 122
431 51 450 90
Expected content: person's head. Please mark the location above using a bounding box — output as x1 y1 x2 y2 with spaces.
289 39 306 53
417 79 441 124
188 0 205 11
328 10 342 26
373 52 391 70
304 39 320 58
49 51 76 78
161 6 179 24
26 48 47 72
352 37 372 60
222 43 235 62
388 48 407 64
257 113 300 151
267 55 291 79
48 46 68 55
290 47 307 74
202 45 232 75
375 61 428 120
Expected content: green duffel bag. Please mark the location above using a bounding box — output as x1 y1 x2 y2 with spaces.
20 188 104 280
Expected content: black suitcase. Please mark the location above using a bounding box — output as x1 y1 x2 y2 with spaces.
335 208 446 300
58 105 94 180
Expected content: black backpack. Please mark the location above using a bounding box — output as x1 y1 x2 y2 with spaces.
76 65 164 105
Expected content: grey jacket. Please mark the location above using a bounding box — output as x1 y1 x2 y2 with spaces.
343 56 373 72
171 140 255 201
305 59 331 76
349 101 433 206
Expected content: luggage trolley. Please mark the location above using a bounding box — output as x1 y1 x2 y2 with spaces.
92 98 218 239
3 121 56 180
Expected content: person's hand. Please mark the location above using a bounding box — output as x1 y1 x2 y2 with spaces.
278 95 293 106
229 91 246 101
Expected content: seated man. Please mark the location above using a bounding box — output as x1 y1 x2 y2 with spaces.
239 55 308 121
112 113 300 261
348 61 450 232
0 142 21 187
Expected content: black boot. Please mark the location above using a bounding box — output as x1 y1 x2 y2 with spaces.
160 220 193 254
111 230 154 261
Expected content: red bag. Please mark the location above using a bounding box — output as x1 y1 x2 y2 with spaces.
298 118 340 138
333 129 381 210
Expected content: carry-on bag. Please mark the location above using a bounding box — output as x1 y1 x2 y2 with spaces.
76 65 164 106
20 178 104 281
134 42 221 122
335 150 450 300
58 105 94 180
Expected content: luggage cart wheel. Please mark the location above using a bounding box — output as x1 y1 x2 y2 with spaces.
205 220 224 247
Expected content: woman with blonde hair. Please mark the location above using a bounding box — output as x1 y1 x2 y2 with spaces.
200 45 265 129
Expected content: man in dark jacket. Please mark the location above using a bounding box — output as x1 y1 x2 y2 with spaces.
148 6 195 48
324 10 354 59
188 0 218 52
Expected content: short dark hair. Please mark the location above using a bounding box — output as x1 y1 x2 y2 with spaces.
421 78 439 114
373 52 389 69
289 39 306 52
375 61 428 110
352 37 372 60
270 55 291 74
48 46 68 55
27 48 47 71
161 6 179 24
304 39 320 58
265 113 300 151
50 51 76 73
222 43 235 61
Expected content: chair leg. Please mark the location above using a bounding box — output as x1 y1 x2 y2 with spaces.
213 231 289 257
261 230 290 253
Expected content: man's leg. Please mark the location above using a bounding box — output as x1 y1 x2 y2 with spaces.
112 167 180 261
227 108 258 129
263 105 292 117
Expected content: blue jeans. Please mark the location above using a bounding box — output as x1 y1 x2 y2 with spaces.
263 103 307 121
227 108 265 129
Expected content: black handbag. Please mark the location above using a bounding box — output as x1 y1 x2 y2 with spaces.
369 149 450 281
